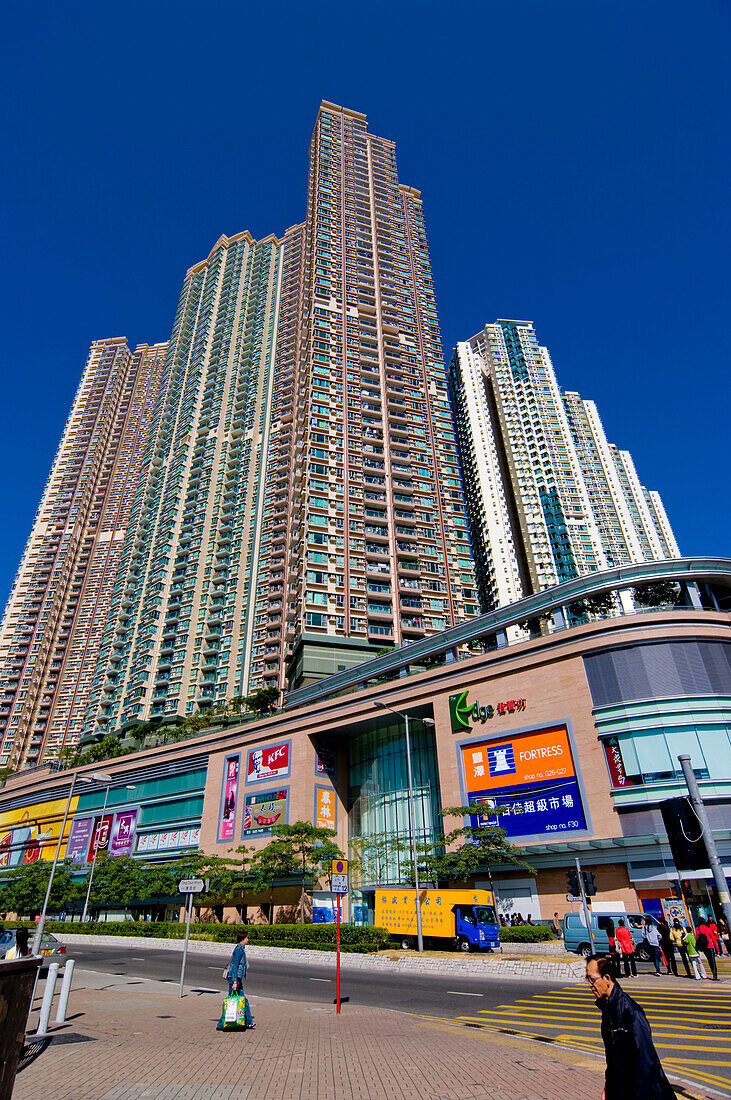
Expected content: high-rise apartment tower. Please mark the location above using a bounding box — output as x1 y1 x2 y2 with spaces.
449 320 678 613
86 102 477 738
0 339 167 767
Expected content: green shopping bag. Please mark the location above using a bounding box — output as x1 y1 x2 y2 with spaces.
222 994 247 1030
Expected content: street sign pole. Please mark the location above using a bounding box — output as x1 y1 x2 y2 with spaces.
179 891 193 998
331 859 347 1015
336 892 341 1015
177 879 204 997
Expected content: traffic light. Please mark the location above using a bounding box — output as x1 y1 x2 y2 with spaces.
583 872 597 897
671 882 682 899
566 868 580 895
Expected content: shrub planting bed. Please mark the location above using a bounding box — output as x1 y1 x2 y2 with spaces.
499 925 554 943
4 919 390 953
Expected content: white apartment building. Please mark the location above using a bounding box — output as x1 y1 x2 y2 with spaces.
449 320 678 612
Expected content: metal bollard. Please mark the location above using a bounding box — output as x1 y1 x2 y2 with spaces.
55 959 75 1023
35 961 60 1036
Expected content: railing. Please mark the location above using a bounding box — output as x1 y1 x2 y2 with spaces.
283 557 731 709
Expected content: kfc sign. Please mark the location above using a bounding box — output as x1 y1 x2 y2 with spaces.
247 742 291 783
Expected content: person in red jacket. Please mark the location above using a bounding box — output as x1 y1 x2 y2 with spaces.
695 916 719 980
615 919 637 977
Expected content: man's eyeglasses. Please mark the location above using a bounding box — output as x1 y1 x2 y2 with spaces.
585 974 600 985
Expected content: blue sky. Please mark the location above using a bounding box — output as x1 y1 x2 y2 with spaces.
2 0 729 604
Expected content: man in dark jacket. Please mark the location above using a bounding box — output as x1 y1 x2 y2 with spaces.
586 955 676 1099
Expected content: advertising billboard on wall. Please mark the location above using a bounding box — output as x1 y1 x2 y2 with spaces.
460 724 587 838
66 816 94 863
219 755 240 841
66 809 139 863
314 787 336 831
242 789 288 838
246 742 290 784
89 814 114 862
0 795 80 866
109 810 138 857
136 826 201 854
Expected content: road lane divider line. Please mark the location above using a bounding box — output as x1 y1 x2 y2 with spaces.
446 991 483 996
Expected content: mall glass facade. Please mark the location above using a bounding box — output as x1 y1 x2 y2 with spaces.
348 718 442 890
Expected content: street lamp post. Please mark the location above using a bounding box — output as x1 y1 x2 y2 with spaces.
32 770 110 955
374 701 435 953
81 778 134 924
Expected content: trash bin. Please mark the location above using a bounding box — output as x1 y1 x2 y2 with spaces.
0 956 42 1100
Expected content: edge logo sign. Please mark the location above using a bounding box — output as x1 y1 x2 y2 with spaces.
449 690 526 733
449 691 473 731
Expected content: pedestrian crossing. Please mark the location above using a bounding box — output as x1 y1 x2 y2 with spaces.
453 984 731 1094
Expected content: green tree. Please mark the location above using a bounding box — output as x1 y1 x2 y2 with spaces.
632 581 681 608
399 838 445 888
89 855 144 917
437 803 535 894
0 859 81 917
244 687 280 717
349 833 406 887
229 695 246 716
248 837 299 923
138 862 180 920
250 822 344 923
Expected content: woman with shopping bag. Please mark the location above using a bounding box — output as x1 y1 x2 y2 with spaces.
217 932 254 1030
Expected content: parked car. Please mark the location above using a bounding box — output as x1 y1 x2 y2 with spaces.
0 929 66 960
563 911 660 958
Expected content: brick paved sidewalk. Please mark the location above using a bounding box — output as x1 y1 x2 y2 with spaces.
13 968 615 1100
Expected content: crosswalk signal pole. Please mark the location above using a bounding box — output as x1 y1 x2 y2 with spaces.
679 754 731 934
575 857 594 950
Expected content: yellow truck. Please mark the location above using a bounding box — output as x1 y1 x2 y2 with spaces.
375 888 500 951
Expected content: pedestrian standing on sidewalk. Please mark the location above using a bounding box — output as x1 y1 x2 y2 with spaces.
552 912 563 938
217 932 255 1030
644 919 662 976
658 918 676 976
707 916 724 957
5 928 30 959
616 919 637 978
585 955 676 1100
695 916 719 980
670 920 692 978
719 916 730 956
683 927 706 980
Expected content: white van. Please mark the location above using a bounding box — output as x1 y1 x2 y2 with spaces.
563 910 661 957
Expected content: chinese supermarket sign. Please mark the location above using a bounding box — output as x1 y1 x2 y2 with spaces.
247 742 290 784
461 724 586 839
243 790 288 838
449 690 526 732
314 786 337 831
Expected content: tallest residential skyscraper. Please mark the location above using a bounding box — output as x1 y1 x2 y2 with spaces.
86 102 477 737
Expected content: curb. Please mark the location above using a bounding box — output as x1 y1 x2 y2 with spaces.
55 932 585 982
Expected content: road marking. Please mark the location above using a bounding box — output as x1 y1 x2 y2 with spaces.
309 977 331 982
208 966 224 970
447 991 483 997
131 957 145 961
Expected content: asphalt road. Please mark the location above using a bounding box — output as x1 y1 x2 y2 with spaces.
66 942 566 1017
